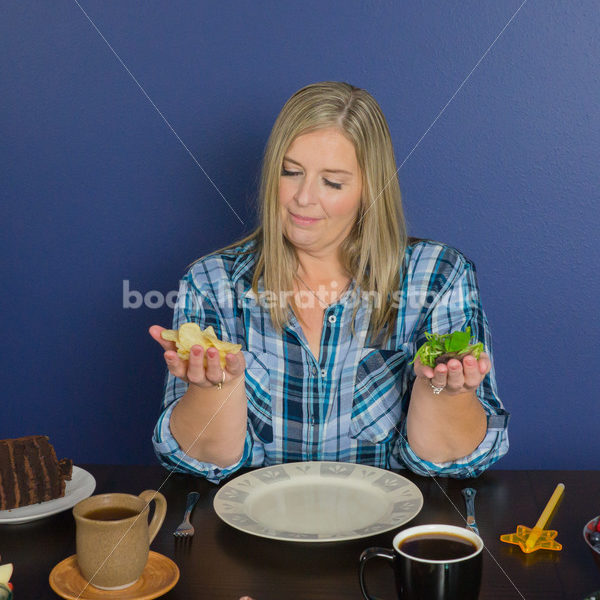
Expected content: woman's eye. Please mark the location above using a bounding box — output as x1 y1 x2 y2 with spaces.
280 168 342 190
324 178 342 190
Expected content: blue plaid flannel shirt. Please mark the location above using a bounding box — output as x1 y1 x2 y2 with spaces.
153 240 509 483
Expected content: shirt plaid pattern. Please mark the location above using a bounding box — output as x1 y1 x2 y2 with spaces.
153 240 509 483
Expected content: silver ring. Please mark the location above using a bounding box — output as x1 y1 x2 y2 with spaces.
216 370 226 390
429 380 445 395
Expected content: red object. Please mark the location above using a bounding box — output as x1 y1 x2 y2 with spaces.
587 518 600 532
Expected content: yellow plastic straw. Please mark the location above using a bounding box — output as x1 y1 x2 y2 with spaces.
525 483 564 549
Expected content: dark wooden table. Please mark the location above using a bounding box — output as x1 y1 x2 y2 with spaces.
1 466 599 599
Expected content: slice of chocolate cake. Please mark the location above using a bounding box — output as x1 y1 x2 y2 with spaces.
0 436 73 511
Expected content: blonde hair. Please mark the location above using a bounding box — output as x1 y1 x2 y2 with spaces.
223 81 407 342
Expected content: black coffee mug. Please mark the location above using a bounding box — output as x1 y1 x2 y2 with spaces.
359 524 483 600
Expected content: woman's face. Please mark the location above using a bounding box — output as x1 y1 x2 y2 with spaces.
278 127 363 257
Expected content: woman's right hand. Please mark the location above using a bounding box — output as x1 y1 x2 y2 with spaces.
149 325 246 388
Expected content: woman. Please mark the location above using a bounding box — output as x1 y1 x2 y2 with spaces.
149 81 509 483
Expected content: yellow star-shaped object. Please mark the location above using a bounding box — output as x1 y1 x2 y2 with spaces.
500 525 562 553
500 483 565 554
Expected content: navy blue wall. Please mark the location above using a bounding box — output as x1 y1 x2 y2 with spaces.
3 2 598 469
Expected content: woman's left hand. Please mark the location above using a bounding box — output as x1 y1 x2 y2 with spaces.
413 353 490 396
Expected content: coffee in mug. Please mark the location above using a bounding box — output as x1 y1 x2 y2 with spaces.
398 530 477 560
359 524 483 600
73 490 166 590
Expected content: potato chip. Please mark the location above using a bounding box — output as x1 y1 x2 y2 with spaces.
213 338 242 356
160 329 178 342
178 322 210 349
203 326 217 340
160 322 241 368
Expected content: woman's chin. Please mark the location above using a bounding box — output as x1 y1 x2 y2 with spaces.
283 228 321 250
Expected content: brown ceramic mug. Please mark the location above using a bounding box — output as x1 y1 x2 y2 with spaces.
73 490 166 590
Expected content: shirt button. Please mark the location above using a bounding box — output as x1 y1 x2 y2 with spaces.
321 369 326 377
311 366 317 375
328 314 337 324
310 416 316 425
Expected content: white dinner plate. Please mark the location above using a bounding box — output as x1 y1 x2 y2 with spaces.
213 461 423 542
0 466 96 524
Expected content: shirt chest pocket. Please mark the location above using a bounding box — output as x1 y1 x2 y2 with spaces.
244 351 274 444
349 346 412 444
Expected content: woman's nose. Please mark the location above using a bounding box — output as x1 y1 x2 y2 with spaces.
294 176 316 206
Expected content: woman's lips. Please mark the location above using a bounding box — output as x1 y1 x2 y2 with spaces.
289 211 322 225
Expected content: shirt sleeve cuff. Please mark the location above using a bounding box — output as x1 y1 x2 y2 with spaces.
152 401 253 484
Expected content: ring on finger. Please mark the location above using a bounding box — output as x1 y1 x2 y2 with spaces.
216 370 226 390
429 379 446 395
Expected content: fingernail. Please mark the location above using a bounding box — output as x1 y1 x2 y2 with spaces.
192 347 201 356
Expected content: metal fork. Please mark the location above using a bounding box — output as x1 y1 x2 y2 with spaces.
173 491 200 537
